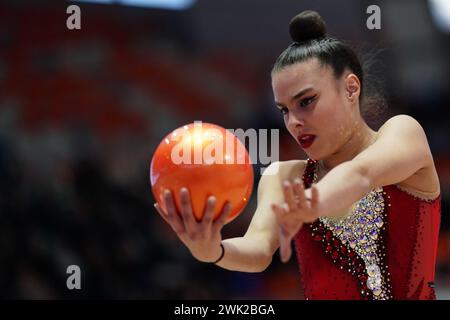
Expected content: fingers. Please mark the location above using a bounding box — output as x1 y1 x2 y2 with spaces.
154 203 169 223
163 189 177 215
292 178 304 204
282 180 297 211
160 189 233 238
278 226 294 263
279 229 292 263
271 203 287 223
201 196 216 226
293 179 308 208
272 202 303 232
272 201 303 261
212 201 232 232
179 188 198 236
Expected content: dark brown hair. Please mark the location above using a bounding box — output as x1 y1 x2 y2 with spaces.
272 10 386 120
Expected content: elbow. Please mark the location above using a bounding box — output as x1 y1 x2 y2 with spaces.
257 254 273 272
231 254 272 273
246 255 272 273
240 233 275 272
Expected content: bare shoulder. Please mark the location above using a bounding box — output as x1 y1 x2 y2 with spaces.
378 114 426 137
379 115 440 199
377 114 431 162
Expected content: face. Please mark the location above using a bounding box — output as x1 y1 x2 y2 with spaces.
271 58 361 160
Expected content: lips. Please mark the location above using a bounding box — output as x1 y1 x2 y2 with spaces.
297 134 316 149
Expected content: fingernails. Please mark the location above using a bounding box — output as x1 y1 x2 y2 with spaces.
180 187 188 193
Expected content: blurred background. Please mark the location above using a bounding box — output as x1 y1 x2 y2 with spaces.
0 0 449 299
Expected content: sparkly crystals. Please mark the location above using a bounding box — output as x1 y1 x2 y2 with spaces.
302 158 394 300
355 226 363 235
367 265 383 297
367 252 377 262
319 187 391 300
359 235 368 244
368 277 382 290
334 225 343 235
372 287 382 296
375 217 384 228
367 264 380 277
370 229 378 240
344 227 352 238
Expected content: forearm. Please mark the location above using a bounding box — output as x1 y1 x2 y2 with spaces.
215 235 274 273
311 161 372 218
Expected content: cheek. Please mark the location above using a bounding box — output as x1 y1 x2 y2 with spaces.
315 104 351 142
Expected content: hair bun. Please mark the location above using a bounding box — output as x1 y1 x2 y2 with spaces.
289 10 327 43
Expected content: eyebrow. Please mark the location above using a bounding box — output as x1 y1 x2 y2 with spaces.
275 87 314 107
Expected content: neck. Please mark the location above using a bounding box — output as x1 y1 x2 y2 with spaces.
320 118 376 172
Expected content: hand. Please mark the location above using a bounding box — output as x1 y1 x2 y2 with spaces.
154 187 232 263
271 178 319 263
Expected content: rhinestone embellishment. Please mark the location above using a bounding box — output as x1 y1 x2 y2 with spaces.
319 187 391 299
302 159 393 299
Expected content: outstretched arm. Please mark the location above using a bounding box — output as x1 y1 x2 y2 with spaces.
311 115 436 218
217 161 304 272
156 161 303 272
272 115 438 262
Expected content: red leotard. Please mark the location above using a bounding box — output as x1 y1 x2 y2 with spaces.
294 159 441 300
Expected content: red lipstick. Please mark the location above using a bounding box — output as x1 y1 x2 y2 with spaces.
298 134 316 149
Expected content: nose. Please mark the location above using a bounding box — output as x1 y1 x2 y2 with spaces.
287 113 305 128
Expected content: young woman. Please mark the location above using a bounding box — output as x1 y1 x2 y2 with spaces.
154 10 441 300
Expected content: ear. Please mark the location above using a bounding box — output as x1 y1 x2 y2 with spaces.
345 73 361 103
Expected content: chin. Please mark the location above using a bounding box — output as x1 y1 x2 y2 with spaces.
303 149 319 161
303 149 329 161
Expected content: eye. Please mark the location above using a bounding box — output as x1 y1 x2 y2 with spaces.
278 107 288 115
299 95 317 108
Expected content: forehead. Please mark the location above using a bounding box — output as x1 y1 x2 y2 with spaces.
272 59 333 99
